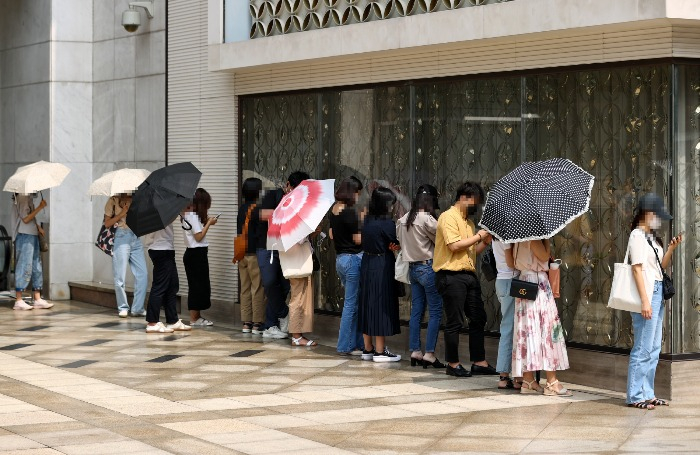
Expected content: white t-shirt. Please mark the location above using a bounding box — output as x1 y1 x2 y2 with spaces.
492 240 518 280
628 228 663 282
147 224 175 251
15 195 39 236
181 212 208 248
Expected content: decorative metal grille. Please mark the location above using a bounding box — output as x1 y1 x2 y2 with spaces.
248 0 515 38
240 63 700 352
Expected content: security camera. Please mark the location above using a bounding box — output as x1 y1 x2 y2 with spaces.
121 1 154 33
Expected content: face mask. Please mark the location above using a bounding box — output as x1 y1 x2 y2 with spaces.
466 205 478 217
649 215 661 230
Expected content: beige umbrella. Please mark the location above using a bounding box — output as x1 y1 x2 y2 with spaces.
88 168 151 196
3 161 71 194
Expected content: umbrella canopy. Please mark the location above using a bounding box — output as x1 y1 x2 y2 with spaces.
267 179 335 252
478 158 595 243
88 168 151 196
126 162 202 237
3 161 71 194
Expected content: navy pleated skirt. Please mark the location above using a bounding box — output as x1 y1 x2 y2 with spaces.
358 252 400 337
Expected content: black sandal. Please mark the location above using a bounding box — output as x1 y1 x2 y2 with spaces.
628 401 655 410
648 398 669 406
498 376 515 390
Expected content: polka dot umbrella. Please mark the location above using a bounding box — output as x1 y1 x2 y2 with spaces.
478 158 595 243
267 179 336 252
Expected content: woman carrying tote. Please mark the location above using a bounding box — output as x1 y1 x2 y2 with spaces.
626 193 683 410
396 184 444 369
182 188 217 327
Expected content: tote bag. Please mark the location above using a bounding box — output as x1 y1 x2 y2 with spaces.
394 250 411 284
279 240 313 279
607 240 651 313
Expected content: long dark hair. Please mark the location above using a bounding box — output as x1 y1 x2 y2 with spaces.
631 208 663 247
407 184 439 229
368 186 396 219
335 176 363 206
192 188 211 225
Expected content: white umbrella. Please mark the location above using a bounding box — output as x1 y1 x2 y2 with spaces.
3 161 71 194
88 168 151 196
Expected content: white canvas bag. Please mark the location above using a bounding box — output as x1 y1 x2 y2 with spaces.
394 250 411 284
279 239 313 279
607 239 652 313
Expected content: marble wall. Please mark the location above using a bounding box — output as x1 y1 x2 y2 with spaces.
91 0 167 287
0 0 167 298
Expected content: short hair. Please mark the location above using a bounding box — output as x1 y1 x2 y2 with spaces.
335 176 363 206
407 184 439 228
287 171 310 189
454 181 484 203
368 186 396 218
242 177 262 202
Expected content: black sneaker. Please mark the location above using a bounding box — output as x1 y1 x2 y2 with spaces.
372 348 401 363
446 364 472 377
361 349 376 361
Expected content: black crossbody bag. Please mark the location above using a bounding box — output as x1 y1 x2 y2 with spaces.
509 278 539 301
647 239 675 300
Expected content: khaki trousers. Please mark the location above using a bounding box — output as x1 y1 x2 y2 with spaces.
239 254 265 322
288 276 314 334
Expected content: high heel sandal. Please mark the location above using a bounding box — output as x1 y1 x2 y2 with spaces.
410 357 423 367
544 379 573 397
422 358 446 369
520 379 543 394
498 375 515 390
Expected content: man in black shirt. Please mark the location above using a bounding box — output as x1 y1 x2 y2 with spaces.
254 187 290 339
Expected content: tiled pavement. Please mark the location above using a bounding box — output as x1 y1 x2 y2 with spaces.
0 301 699 454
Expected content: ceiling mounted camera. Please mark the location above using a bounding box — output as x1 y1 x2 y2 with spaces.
121 1 155 33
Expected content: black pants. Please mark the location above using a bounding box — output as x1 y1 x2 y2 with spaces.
183 247 211 311
435 270 487 364
147 250 179 324
256 249 290 329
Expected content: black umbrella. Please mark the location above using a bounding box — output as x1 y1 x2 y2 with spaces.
478 158 594 243
126 162 202 237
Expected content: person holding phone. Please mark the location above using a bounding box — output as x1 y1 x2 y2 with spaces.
625 193 683 409
181 188 218 327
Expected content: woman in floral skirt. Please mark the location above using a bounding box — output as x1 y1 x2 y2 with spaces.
512 239 571 396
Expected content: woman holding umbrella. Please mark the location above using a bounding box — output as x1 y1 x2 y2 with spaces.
12 193 52 310
104 193 148 318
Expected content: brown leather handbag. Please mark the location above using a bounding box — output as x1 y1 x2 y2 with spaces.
233 204 255 264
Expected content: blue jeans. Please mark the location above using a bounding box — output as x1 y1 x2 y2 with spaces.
627 281 664 404
336 253 364 353
495 278 516 374
14 234 42 292
112 228 147 314
409 261 443 353
257 249 290 329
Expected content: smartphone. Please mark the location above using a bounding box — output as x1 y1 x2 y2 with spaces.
215 213 222 219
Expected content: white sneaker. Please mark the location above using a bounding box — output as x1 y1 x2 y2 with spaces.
262 326 288 339
132 311 147 317
32 298 54 309
118 310 128 318
190 318 213 327
146 322 174 334
166 319 192 331
14 300 33 311
279 314 289 333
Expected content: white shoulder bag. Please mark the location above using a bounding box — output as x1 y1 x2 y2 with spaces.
394 250 411 284
279 240 313 279
607 238 651 313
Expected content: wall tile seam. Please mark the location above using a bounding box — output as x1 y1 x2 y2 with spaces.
0 41 52 52
0 81 53 90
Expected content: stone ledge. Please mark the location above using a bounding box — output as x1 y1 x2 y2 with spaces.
68 281 181 312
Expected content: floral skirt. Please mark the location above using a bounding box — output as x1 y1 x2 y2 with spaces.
512 271 569 376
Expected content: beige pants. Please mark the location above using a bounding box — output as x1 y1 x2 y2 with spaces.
288 276 314 334
239 255 265 322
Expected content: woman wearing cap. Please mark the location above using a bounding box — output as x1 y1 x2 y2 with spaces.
626 193 683 410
